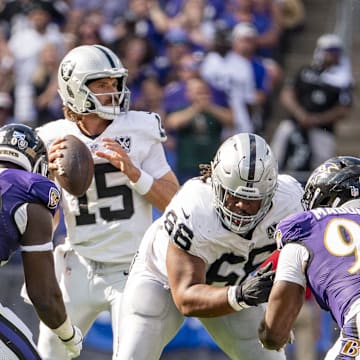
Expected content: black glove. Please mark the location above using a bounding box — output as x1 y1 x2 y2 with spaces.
236 262 275 306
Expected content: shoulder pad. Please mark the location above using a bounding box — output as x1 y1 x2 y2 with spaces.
275 211 313 248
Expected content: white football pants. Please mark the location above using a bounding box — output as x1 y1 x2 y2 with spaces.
37 245 129 360
114 255 286 360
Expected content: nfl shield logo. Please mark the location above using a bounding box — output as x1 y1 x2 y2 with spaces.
350 186 359 197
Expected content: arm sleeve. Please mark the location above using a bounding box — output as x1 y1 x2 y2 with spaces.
141 142 171 179
275 243 309 288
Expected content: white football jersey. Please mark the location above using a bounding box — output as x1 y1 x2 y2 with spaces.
37 111 170 263
141 174 304 286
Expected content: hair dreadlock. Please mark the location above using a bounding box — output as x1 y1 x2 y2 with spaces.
199 163 212 182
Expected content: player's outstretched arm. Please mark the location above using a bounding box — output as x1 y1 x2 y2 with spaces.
258 280 304 351
166 242 275 317
21 203 83 358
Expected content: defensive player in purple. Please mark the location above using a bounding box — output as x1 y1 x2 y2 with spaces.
0 124 82 359
259 156 360 359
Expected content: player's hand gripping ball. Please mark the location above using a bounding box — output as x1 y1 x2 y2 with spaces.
54 135 94 197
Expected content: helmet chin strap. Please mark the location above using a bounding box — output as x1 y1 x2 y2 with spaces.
97 109 117 120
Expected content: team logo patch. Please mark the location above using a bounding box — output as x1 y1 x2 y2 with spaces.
115 136 131 153
48 187 61 209
340 338 360 357
266 223 277 240
11 130 28 150
60 60 75 82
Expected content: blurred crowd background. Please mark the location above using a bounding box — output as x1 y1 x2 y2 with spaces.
0 0 359 359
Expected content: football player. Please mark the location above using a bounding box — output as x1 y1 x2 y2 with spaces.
259 156 360 359
34 45 179 359
115 133 304 360
0 124 82 359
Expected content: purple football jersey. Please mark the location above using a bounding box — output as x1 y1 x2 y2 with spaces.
0 168 60 263
277 207 360 326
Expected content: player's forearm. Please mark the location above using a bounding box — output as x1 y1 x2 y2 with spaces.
258 319 289 351
173 284 235 317
144 171 179 211
31 289 68 329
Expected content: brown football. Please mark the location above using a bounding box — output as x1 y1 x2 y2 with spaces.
54 135 94 197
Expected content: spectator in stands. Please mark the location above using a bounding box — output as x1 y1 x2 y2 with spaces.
229 22 271 134
163 52 231 175
166 76 233 184
60 8 84 51
0 92 14 126
251 0 283 61
8 1 64 125
115 35 155 106
278 0 306 55
233 22 283 134
152 27 193 85
77 9 118 45
221 0 283 62
31 42 62 127
0 30 15 94
222 0 254 25
167 0 217 51
71 0 128 30
133 76 177 171
202 22 256 137
115 0 164 53
0 0 67 36
271 33 353 173
75 16 104 46
164 52 228 114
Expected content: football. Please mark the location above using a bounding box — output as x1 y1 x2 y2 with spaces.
54 135 94 197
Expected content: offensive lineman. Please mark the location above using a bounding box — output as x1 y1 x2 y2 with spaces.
115 133 304 360
0 124 82 359
33 44 179 359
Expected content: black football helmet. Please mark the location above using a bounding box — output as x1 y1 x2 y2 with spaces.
303 156 360 210
0 124 48 176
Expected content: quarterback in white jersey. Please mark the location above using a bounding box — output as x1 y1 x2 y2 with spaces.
115 133 304 360
33 45 179 360
37 111 170 263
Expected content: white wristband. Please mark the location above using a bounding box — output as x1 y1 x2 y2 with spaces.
52 316 74 340
227 286 250 312
130 169 154 195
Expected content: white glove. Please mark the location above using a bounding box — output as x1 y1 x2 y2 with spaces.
59 325 83 358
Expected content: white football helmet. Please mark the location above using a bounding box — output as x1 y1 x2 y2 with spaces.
58 45 130 120
211 133 278 234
